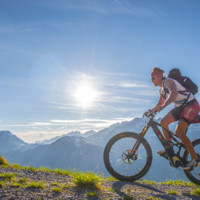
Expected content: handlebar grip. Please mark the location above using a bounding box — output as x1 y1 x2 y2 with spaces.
143 110 156 118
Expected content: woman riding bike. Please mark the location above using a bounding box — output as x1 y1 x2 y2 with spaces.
150 67 200 170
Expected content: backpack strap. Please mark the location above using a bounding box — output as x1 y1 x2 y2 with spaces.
180 92 192 107
161 79 169 99
163 78 192 106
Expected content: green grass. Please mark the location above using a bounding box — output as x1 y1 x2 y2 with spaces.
61 184 68 188
122 194 134 200
147 196 159 200
106 176 117 181
0 181 5 188
72 171 102 190
86 190 99 197
0 172 16 181
38 166 72 176
10 182 22 188
168 189 178 195
26 181 46 189
38 166 52 173
53 168 72 176
62 183 73 189
191 187 200 196
19 177 27 183
23 165 38 171
52 186 62 193
138 179 156 185
0 156 9 166
11 164 21 169
52 182 59 186
54 168 65 176
158 179 195 186
10 177 27 187
0 156 198 192
0 157 72 177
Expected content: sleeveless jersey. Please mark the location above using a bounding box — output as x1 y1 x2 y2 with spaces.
160 78 195 107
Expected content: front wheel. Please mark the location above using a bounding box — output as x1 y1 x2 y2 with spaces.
103 132 152 181
183 138 200 185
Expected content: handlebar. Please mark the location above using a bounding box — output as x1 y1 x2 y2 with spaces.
143 110 156 118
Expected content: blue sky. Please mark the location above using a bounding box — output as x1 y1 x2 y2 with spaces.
1 0 200 143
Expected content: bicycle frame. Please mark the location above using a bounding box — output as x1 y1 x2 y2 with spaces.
133 116 188 168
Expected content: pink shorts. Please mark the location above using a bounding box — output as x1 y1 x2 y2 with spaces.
170 99 200 125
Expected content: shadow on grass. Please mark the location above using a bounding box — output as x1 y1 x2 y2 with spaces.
111 181 180 200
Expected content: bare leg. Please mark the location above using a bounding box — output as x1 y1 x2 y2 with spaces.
176 120 198 160
160 112 175 147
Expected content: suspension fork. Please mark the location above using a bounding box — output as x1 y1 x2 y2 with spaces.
130 125 149 155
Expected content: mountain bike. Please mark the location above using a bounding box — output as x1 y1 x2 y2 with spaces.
103 111 200 185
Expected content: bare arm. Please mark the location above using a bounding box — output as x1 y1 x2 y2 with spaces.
157 93 166 106
155 79 178 112
151 93 165 112
161 79 178 109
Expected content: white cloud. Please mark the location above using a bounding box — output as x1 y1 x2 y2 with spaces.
51 118 132 124
101 95 152 104
12 117 135 143
0 117 134 130
119 82 151 88
130 89 160 97
29 122 52 126
45 71 156 114
15 131 60 143
106 80 150 88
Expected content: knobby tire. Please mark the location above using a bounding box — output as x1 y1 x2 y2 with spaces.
183 138 200 185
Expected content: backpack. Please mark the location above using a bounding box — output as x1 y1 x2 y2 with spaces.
162 68 198 103
168 68 198 95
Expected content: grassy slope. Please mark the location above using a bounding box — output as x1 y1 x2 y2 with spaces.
0 156 200 199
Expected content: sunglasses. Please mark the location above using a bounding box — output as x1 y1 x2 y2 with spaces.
151 77 156 81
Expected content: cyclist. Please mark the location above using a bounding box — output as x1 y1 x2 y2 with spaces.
150 67 200 170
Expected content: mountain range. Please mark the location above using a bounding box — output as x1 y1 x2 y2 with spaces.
35 130 96 144
5 135 105 173
1 117 200 182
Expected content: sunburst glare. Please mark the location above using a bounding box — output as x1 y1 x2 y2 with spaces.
74 82 98 108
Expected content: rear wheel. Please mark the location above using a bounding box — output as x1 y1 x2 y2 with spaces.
183 138 200 185
103 132 152 181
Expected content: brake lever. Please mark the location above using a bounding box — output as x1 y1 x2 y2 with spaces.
143 110 156 118
143 110 151 117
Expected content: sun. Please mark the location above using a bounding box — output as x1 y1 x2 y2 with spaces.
74 84 98 108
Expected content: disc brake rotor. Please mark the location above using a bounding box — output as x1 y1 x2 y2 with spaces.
122 150 137 164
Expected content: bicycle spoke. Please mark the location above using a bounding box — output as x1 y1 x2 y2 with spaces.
104 132 152 181
183 139 200 184
108 137 148 177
